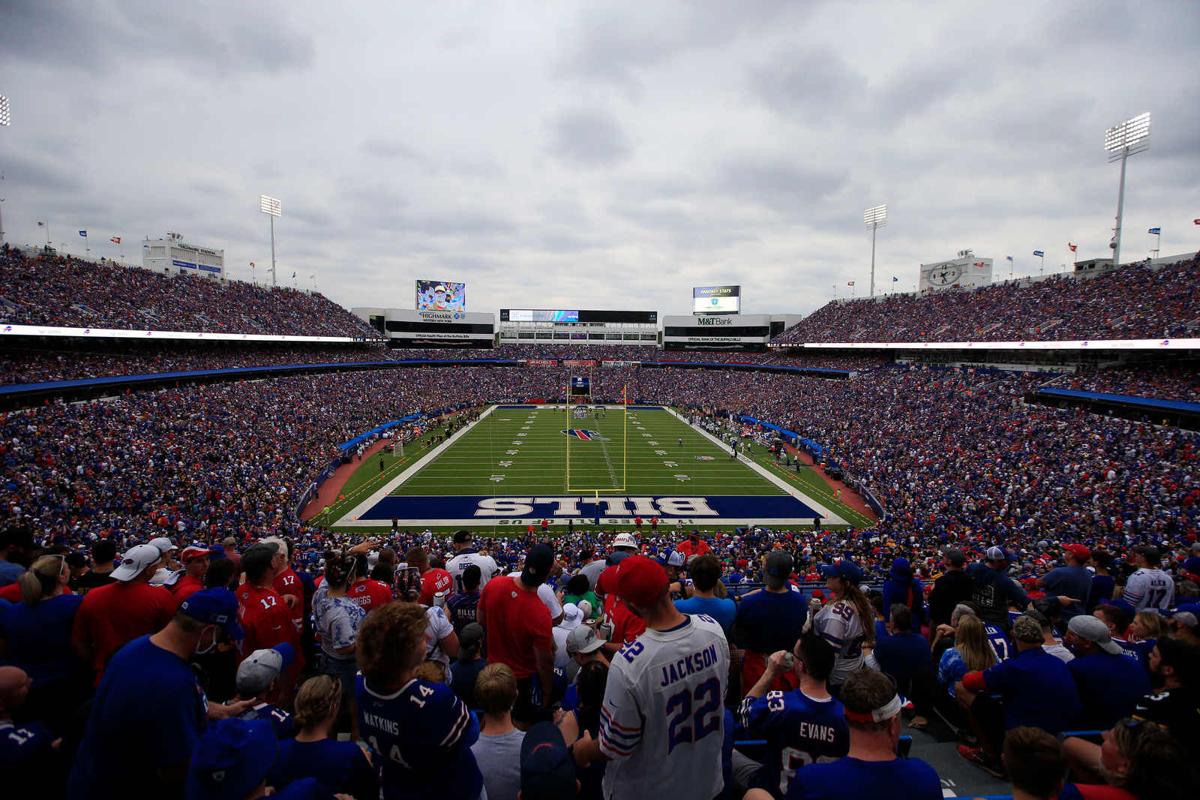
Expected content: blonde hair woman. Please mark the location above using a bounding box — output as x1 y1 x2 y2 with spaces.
937 615 997 697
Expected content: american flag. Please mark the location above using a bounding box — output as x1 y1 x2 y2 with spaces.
110 236 121 245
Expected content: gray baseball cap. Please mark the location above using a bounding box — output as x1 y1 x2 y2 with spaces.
1068 615 1123 655
566 625 607 656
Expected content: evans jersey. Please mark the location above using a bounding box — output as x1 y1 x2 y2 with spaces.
737 689 850 799
599 614 730 799
356 675 482 800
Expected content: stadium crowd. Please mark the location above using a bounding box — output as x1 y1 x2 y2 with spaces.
774 257 1200 344
0 247 378 338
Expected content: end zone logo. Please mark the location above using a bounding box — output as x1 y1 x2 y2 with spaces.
561 429 605 440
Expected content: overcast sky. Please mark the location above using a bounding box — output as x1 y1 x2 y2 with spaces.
2 0 1198 317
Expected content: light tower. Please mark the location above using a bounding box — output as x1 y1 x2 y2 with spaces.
259 194 281 286
863 204 888 298
1103 112 1150 270
0 94 10 245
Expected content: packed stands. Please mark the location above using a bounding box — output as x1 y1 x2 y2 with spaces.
0 246 379 338
774 257 1200 344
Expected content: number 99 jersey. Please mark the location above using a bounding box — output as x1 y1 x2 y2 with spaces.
599 613 730 799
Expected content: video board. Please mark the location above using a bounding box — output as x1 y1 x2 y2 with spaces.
693 285 741 314
416 280 466 311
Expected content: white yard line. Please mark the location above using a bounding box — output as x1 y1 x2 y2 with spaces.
666 407 847 525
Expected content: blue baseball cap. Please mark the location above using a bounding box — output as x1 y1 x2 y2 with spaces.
819 560 864 585
520 721 576 800
186 719 276 800
179 588 243 641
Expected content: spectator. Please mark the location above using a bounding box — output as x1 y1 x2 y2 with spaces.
270 674 378 800
881 557 925 628
554 603 585 673
745 669 942 800
72 539 118 594
356 601 483 800
675 554 736 637
446 563 483 634
968 547 1029 631
872 604 935 730
67 589 254 799
561 573 600 622
471 663 525 800
347 551 394 615
450 622 486 709
478 543 555 725
1037 544 1093 620
233 644 296 738
0 554 86 731
446 529 499 593
676 531 711 560
235 544 300 701
928 548 972 628
0 525 33 587
808 559 873 689
1063 615 1151 729
0 666 60 794
311 549 366 731
521 721 580 800
263 537 305 635
1027 608 1074 663
409 546 453 607
937 614 997 700
561 624 610 713
1123 545 1174 612
186 717 319 800
736 632 849 799
1061 718 1195 799
572 555 730 798
1001 727 1067 800
71 543 175 685
955 615 1082 775
736 550 809 693
1134 636 1200 755
557 660 609 800
171 546 213 607
1087 551 1117 611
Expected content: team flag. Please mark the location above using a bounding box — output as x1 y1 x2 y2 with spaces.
292 271 296 279
847 280 855 286
892 276 899 282
1033 250 1044 257
1068 243 1077 252
1148 226 1161 235
1194 219 1200 225
78 230 87 238
973 261 986 268
250 261 256 267
1006 256 1013 262
110 236 121 245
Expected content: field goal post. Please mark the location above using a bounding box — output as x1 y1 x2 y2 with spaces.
565 377 628 495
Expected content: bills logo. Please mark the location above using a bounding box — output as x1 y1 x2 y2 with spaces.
562 429 603 440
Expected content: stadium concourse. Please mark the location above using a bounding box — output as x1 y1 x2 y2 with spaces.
0 246 1199 798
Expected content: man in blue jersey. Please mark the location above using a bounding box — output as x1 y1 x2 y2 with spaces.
67 588 254 800
356 601 483 800
0 666 60 796
736 550 808 693
737 632 849 799
745 669 942 800
233 643 296 738
1063 615 1150 729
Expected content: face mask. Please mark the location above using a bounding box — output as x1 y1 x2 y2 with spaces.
195 626 218 656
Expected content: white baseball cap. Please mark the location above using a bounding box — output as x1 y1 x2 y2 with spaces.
148 536 178 555
236 643 296 696
559 603 583 631
612 533 638 550
111 544 164 581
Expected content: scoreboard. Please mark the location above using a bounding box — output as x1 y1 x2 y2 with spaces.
351 307 495 348
570 376 591 396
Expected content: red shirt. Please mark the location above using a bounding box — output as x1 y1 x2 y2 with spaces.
602 588 647 645
236 583 300 667
348 579 394 613
0 583 74 603
171 574 205 607
72 581 175 682
419 568 453 606
478 576 552 679
676 539 711 558
273 568 305 631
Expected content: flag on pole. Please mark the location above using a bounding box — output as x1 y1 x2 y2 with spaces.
1194 219 1200 225
78 230 87 238
1148 226 1161 235
1068 243 1077 252
892 276 899 282
110 236 121 245
973 261 986 268
1033 250 1044 257
37 221 45 227
847 280 855 286
292 272 296 279
1006 256 1013 262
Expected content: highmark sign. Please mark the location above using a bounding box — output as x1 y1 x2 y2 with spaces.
346 494 825 527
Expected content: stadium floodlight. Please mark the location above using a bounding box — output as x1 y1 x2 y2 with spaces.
259 194 281 287
1104 112 1150 270
0 95 10 127
863 204 888 298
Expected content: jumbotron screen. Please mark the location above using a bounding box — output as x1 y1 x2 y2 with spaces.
693 285 741 314
415 279 466 311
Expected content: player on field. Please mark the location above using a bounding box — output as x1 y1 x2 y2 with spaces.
737 632 850 799
356 602 483 800
1123 545 1175 611
806 560 874 689
446 529 499 593
573 555 730 798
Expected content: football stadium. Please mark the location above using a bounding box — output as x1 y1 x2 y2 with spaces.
1 3 1199 800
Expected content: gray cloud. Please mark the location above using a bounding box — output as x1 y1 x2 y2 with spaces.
547 108 633 167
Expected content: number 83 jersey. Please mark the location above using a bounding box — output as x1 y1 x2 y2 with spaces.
600 613 730 799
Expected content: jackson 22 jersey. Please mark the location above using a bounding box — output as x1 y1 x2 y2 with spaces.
599 613 730 799
356 675 482 800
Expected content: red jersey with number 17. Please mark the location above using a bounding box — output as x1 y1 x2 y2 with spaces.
237 583 300 666
273 568 305 631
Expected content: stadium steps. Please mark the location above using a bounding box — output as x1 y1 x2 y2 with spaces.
906 725 1010 798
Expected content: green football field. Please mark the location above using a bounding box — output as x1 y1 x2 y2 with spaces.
324 405 874 531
